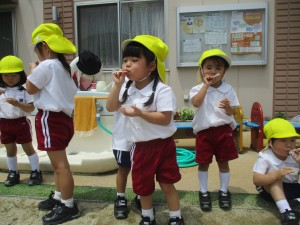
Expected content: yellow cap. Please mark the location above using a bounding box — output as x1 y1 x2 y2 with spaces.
0 55 24 73
32 23 76 54
264 118 300 140
121 35 168 83
198 49 231 67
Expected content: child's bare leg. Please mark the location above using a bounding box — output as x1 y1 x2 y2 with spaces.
159 183 180 211
141 194 153 209
47 151 74 202
116 166 130 193
21 142 36 156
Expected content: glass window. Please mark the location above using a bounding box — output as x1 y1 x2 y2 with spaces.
76 0 164 70
0 9 15 59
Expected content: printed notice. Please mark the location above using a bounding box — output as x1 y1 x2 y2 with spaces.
183 39 201 53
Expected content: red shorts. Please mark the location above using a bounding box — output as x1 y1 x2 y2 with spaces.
195 124 238 164
131 137 181 196
35 110 74 151
0 117 32 144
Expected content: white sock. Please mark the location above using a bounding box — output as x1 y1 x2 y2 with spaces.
142 208 154 221
61 197 74 208
169 210 181 219
198 171 208 193
54 191 61 201
295 198 300 202
276 199 291 213
117 192 125 198
6 156 17 172
28 153 39 171
219 172 230 192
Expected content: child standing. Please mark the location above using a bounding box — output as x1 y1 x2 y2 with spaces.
112 109 141 219
189 49 239 211
26 23 80 224
0 55 42 187
253 118 300 225
107 35 184 225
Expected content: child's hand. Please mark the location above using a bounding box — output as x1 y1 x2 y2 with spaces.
0 88 5 95
289 149 300 164
203 73 219 85
29 62 38 73
5 98 20 107
278 167 294 177
120 104 141 117
112 70 127 87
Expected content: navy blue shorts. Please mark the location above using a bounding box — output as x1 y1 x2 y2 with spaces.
113 150 131 168
256 183 300 201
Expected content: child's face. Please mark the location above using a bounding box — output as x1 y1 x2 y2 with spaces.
122 55 155 84
271 138 297 159
2 74 20 87
201 58 227 88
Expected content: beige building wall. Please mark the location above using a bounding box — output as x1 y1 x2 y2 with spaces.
15 0 275 119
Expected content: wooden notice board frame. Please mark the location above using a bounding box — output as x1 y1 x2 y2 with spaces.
176 3 268 67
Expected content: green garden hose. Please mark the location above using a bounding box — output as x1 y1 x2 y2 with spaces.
97 117 197 168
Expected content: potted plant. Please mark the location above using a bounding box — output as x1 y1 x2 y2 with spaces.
178 107 195 121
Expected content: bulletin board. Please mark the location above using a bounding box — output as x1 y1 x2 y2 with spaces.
176 3 268 67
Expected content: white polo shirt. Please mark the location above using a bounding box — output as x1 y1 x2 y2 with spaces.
0 87 33 119
27 59 77 116
189 81 239 134
253 147 300 183
112 110 133 151
120 80 177 143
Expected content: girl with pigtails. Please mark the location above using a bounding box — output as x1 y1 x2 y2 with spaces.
106 35 184 225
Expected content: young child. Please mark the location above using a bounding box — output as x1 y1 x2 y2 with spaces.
253 118 300 225
106 35 184 225
189 49 239 211
112 109 141 219
0 55 42 187
26 23 80 224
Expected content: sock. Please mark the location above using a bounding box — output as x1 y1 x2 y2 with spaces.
198 171 208 193
169 210 181 219
219 172 230 192
53 191 62 201
295 198 300 202
142 208 154 221
6 156 17 172
276 199 291 213
28 153 39 171
117 192 125 198
61 197 74 208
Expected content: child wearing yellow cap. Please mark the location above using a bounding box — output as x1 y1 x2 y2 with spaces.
253 118 300 225
26 23 79 224
189 49 240 211
0 55 42 187
107 35 184 225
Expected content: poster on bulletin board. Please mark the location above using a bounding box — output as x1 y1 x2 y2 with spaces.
176 3 268 67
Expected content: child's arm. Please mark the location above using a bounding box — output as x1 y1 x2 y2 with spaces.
5 99 34 113
191 84 209 108
106 70 126 112
253 167 294 186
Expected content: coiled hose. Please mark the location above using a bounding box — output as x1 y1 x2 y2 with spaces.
97 117 197 168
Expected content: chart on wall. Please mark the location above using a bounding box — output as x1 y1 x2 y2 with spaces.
176 3 268 67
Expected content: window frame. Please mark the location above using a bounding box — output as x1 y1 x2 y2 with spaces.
74 0 167 71
0 8 17 58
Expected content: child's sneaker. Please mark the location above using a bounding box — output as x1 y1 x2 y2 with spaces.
199 191 212 211
218 190 232 209
289 200 300 216
139 216 156 225
134 195 141 210
28 170 43 186
280 209 298 225
42 202 80 224
38 191 61 211
168 217 185 225
114 196 128 219
4 170 20 187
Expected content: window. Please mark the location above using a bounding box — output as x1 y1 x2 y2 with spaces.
0 9 16 59
75 0 164 70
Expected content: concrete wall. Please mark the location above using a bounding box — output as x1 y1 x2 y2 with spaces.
15 0 275 119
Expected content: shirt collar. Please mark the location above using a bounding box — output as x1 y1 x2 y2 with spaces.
127 80 154 97
207 81 231 93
